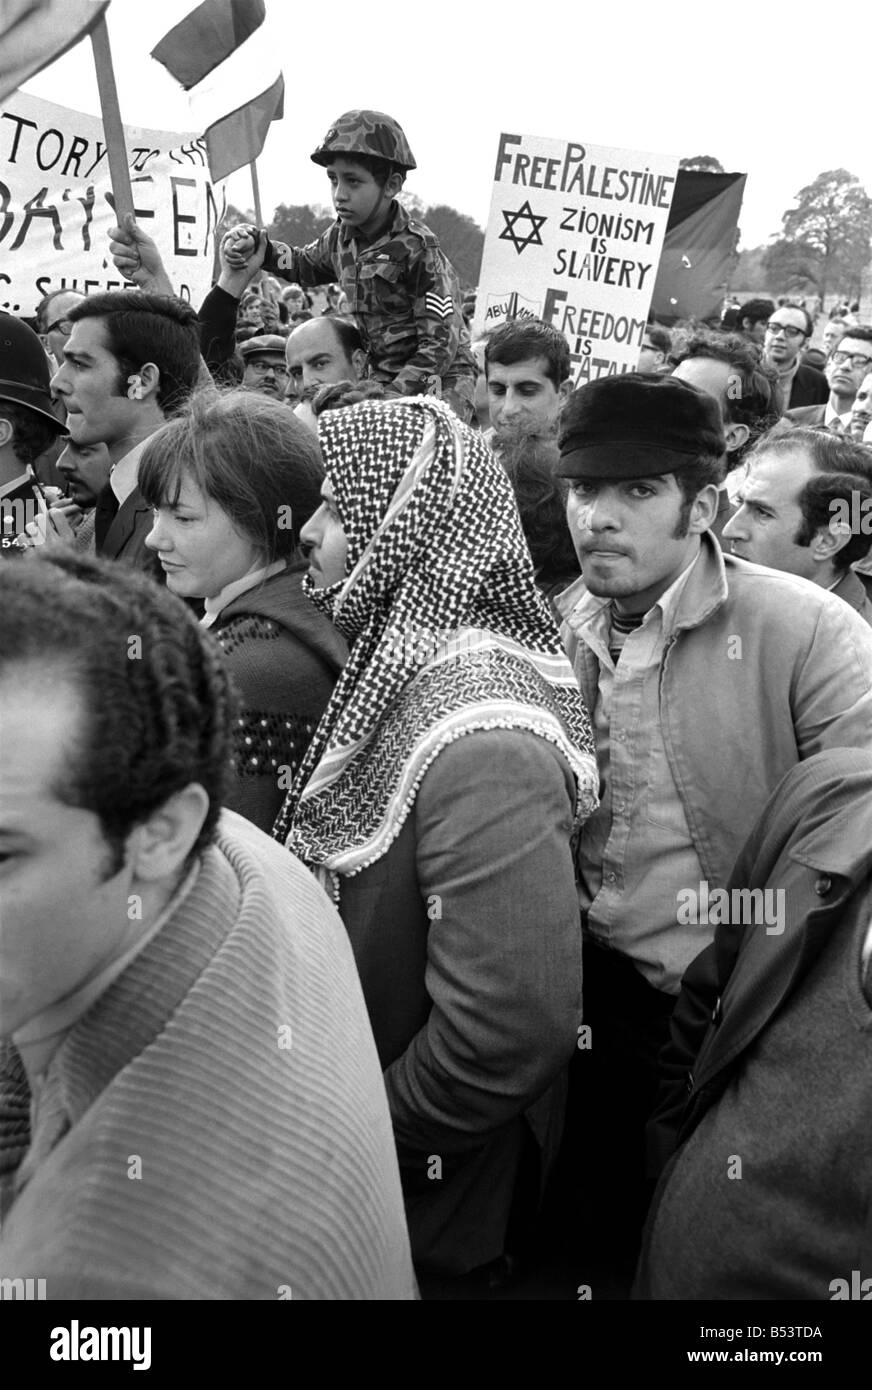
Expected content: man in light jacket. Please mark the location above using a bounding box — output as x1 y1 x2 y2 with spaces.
554 373 872 1268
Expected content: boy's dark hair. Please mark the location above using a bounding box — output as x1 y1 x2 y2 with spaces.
67 291 201 414
484 318 571 388
500 437 580 587
327 152 405 188
1 400 61 466
1 547 235 868
139 388 324 554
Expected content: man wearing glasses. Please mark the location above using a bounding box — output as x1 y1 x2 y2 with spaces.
237 334 291 402
788 326 872 431
762 305 829 411
35 288 86 370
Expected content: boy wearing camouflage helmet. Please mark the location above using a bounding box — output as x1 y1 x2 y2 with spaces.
224 110 477 422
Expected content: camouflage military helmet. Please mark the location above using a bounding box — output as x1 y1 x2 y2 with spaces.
310 110 417 171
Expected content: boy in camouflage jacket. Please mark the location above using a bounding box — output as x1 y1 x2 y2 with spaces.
224 110 477 422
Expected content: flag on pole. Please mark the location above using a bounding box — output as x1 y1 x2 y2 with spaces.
649 170 747 325
151 0 283 184
0 0 110 102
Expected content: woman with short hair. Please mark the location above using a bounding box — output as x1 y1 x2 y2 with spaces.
141 389 346 833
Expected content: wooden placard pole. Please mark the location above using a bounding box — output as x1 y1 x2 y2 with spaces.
89 14 135 223
250 160 264 226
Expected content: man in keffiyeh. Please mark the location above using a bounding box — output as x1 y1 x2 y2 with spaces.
272 395 599 1290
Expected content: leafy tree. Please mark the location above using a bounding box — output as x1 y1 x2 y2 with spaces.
257 194 485 291
679 156 725 174
421 205 484 288
268 202 334 248
731 245 770 293
763 169 872 299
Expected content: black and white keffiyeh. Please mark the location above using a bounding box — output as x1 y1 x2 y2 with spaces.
272 396 598 883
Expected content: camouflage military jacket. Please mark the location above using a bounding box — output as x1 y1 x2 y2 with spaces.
261 202 476 396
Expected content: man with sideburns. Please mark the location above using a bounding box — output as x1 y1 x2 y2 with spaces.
553 373 872 1268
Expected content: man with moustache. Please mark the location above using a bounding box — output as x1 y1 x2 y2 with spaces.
553 373 872 1267
237 335 292 401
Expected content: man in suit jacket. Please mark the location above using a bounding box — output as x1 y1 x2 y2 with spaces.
787 326 872 432
763 304 829 411
636 749 872 1299
0 550 415 1300
50 291 201 572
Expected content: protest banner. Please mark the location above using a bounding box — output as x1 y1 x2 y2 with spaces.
0 90 224 315
473 132 679 384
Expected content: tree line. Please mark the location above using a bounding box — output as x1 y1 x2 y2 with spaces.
226 161 872 304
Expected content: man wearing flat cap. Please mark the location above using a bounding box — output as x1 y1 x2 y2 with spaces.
238 334 291 402
553 373 872 1269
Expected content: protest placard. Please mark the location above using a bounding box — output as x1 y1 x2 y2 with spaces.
473 133 679 384
0 91 223 315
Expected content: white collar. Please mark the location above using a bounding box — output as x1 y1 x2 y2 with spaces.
109 437 151 505
824 402 853 429
201 559 286 627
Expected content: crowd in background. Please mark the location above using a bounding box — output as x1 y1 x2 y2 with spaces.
2 106 872 1304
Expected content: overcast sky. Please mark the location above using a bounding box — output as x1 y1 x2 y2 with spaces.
21 0 872 251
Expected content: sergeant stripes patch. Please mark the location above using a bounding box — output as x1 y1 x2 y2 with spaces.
425 292 454 319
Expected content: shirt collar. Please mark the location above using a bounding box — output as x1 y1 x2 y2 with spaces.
557 532 726 633
571 548 703 643
109 437 150 505
824 402 853 429
201 559 287 627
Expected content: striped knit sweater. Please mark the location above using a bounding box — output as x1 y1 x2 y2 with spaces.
0 811 416 1300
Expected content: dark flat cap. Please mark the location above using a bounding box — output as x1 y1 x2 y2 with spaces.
558 373 725 478
238 334 287 359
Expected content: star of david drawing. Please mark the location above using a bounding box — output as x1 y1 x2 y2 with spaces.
499 201 547 255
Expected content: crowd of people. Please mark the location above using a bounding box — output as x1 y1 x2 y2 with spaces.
2 106 872 1303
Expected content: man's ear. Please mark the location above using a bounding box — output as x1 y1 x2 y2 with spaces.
350 346 367 380
689 482 722 533
819 517 852 563
125 783 210 885
723 420 750 456
558 377 573 403
385 171 404 198
0 416 13 450
137 361 161 403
